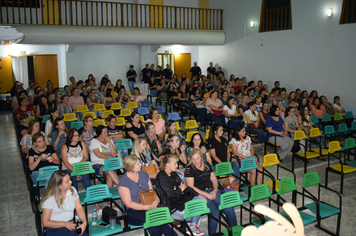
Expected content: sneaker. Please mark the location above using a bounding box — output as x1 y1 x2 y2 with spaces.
186 226 206 236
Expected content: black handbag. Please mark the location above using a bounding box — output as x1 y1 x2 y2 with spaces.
102 206 117 224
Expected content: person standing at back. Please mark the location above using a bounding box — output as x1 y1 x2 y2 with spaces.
163 64 173 84
140 63 151 83
206 62 216 76
127 65 137 94
190 62 202 80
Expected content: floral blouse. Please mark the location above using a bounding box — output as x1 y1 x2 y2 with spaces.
229 136 252 157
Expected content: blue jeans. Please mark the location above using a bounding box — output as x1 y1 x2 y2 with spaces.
227 119 243 128
46 225 88 236
179 101 193 112
64 169 92 191
77 112 84 121
205 189 237 234
150 89 157 96
128 81 135 94
246 127 267 143
207 113 226 126
195 107 207 125
171 196 202 225
31 171 49 189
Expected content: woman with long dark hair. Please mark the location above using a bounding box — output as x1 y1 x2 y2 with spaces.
125 112 145 141
187 133 212 165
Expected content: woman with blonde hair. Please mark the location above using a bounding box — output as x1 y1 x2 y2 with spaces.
41 170 88 236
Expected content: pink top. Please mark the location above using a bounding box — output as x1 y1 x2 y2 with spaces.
69 96 84 110
310 105 323 118
206 98 223 113
131 94 145 105
146 118 165 135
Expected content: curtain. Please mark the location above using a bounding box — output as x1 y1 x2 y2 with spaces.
11 56 29 89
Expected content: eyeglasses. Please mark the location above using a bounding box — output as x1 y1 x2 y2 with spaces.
240 130 246 133
140 143 147 146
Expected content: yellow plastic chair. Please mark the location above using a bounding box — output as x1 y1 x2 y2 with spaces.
63 113 78 122
186 131 199 143
76 105 89 113
185 120 199 132
175 122 181 131
102 110 115 119
158 114 163 119
112 92 118 98
140 116 146 123
126 92 132 97
93 104 106 112
93 119 106 127
83 111 96 119
116 117 126 127
119 109 132 117
309 128 330 156
204 129 210 144
110 103 122 110
126 102 138 109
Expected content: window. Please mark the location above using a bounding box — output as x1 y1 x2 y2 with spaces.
259 0 292 33
340 0 356 24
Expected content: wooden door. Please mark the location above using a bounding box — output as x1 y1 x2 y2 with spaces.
174 53 191 83
0 56 13 92
33 55 59 88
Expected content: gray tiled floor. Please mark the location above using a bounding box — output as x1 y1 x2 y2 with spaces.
1 110 356 236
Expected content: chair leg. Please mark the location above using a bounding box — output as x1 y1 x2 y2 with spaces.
340 173 344 194
325 169 329 187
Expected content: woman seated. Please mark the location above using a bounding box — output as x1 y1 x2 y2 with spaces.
185 149 238 234
145 122 162 162
238 95 249 116
190 87 207 126
146 108 166 140
16 97 34 122
21 120 50 155
258 102 270 128
45 107 59 141
244 101 267 145
333 95 346 114
220 90 229 105
165 120 186 151
41 170 88 236
206 90 226 126
267 93 277 107
36 95 53 123
167 82 178 106
28 133 60 188
87 89 102 116
106 114 125 156
90 125 119 189
161 134 187 168
230 124 263 185
118 155 177 236
156 155 206 236
131 87 146 106
103 88 115 110
69 88 85 121
58 95 73 119
187 133 212 165
125 112 145 141
178 84 194 112
18 113 30 136
51 118 67 158
284 107 301 140
157 78 168 102
223 96 243 128
79 115 96 150
310 97 324 121
148 76 158 96
266 105 294 160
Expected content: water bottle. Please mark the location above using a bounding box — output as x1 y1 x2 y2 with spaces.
92 208 97 225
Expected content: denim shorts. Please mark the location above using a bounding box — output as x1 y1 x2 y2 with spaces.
93 164 104 175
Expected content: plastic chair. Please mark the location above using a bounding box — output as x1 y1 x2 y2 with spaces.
140 116 146 123
71 162 95 204
138 107 149 116
337 123 349 136
126 102 138 109
167 112 181 121
219 192 245 235
144 207 174 233
185 120 199 133
239 158 260 194
154 106 165 114
324 125 337 140
310 115 319 124
175 121 181 131
35 166 59 203
309 128 329 156
63 113 78 122
119 109 131 117
102 110 114 118
70 121 84 130
158 114 163 119
116 117 126 127
345 138 356 167
351 121 356 132
141 101 152 108
41 114 50 124
334 112 343 121
83 111 96 119
29 115 36 122
249 184 272 226
345 111 354 120
116 139 132 150
93 119 105 127
95 157 123 198
302 172 341 235
93 104 106 112
76 105 89 113
204 129 210 145
126 91 132 97
110 103 122 110
112 92 118 98
322 114 332 123
185 131 199 143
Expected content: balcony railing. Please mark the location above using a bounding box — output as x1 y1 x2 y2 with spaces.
0 0 223 30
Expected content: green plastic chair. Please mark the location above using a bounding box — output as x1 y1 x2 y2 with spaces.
345 138 356 167
35 166 59 204
215 162 234 176
322 114 332 122
334 113 343 121
71 121 84 130
337 123 349 135
345 111 354 120
352 121 356 131
219 191 245 235
249 184 272 226
324 125 336 139
302 172 341 236
239 158 259 194
29 115 36 122
144 207 174 229
71 162 95 204
41 114 51 124
116 139 132 150
99 157 123 198
310 115 319 124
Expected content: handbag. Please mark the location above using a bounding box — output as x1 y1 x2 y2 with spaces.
138 189 158 205
222 176 240 191
211 107 223 117
102 206 117 224
142 164 156 175
248 123 263 130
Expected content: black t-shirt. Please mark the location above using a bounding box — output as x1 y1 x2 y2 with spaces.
154 71 163 84
208 137 229 164
107 126 123 136
80 92 89 104
185 162 213 191
167 90 178 100
28 145 57 172
190 66 201 77
127 70 137 82
141 68 151 83
145 134 159 152
163 68 173 80
19 125 28 134
125 122 145 141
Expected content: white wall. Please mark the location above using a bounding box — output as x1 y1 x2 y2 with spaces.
202 0 356 108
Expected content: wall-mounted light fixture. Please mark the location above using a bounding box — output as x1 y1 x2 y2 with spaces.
327 8 333 17
250 20 255 28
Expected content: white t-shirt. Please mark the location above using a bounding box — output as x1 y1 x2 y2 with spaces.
223 104 237 123
90 138 112 165
42 187 78 221
243 109 258 124
333 103 343 111
45 119 52 141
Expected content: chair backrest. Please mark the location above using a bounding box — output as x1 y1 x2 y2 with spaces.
63 113 78 122
154 106 165 114
214 162 234 176
71 121 84 129
110 103 122 110
138 107 149 115
249 184 271 202
71 162 95 176
186 131 199 142
102 110 114 118
294 130 307 141
263 153 279 167
116 139 133 150
102 157 123 172
37 166 59 182
119 109 132 117
322 114 331 122
76 105 89 113
345 111 354 120
93 104 106 111
310 116 319 124
140 115 146 123
41 114 51 124
93 119 105 127
84 184 113 204
126 91 132 97
29 115 36 122
334 113 343 121
328 141 342 153
175 121 181 131
352 121 356 131
277 177 297 195
83 111 96 119
344 138 356 150
183 198 210 219
302 171 321 188
205 129 210 141
185 120 198 129
338 123 348 133
126 102 138 109
324 125 335 135
141 101 152 108
116 117 126 126
112 92 118 98
219 191 243 210
144 207 174 229
309 127 321 138
158 114 163 119
240 158 258 172
167 112 180 121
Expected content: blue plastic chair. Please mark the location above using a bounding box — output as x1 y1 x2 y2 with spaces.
154 106 165 114
167 112 181 121
141 101 152 108
138 107 149 116
70 121 84 129
116 139 133 150
41 114 51 124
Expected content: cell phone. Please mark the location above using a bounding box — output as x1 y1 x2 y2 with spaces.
98 222 109 227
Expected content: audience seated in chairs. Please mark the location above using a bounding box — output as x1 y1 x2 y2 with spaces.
187 133 213 165
146 108 166 140
78 115 96 150
125 112 146 141
50 118 67 158
18 113 30 137
206 90 226 126
244 101 267 146
21 120 50 155
144 122 162 163
164 120 186 151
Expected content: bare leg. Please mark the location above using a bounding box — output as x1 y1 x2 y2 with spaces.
257 164 263 185
249 169 257 185
105 170 119 186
